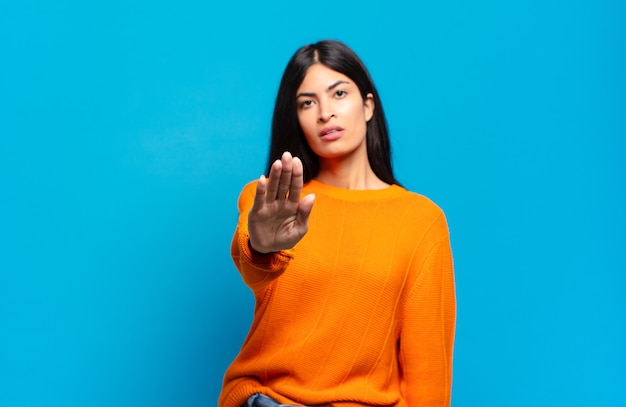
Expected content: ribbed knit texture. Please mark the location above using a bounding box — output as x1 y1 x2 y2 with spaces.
219 180 456 407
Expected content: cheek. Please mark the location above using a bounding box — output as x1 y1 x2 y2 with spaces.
340 99 366 121
298 112 317 137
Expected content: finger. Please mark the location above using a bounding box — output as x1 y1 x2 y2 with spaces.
295 193 315 228
251 175 267 211
276 151 293 201
288 156 304 204
265 159 282 201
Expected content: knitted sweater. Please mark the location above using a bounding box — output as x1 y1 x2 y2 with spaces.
219 180 456 407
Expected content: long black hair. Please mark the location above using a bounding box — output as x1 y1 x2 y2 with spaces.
266 40 400 186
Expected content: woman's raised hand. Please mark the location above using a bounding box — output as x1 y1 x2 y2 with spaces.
248 151 316 254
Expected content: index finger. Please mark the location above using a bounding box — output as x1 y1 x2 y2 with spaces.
287 156 304 203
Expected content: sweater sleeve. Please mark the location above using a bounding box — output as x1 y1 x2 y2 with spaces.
230 182 294 290
399 217 456 406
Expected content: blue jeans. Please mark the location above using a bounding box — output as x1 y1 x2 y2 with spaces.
243 393 304 407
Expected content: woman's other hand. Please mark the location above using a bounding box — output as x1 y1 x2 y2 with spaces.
248 151 315 253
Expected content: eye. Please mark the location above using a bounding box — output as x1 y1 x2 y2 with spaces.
299 99 314 109
335 89 347 98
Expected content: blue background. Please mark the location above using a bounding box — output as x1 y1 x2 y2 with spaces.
1 1 624 406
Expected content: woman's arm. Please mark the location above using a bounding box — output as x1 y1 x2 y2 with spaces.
399 222 456 406
230 151 315 289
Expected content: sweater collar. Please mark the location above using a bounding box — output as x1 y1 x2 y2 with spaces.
304 179 406 201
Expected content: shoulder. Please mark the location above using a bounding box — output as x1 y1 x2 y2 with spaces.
239 180 258 198
399 187 440 208
396 187 446 217
236 180 260 212
394 187 450 239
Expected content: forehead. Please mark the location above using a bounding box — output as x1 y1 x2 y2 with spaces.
297 64 352 91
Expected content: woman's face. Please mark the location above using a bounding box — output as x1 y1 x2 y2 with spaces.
296 64 374 162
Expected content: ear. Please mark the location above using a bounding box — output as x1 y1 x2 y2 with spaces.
364 93 375 122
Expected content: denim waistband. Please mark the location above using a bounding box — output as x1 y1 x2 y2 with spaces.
243 393 305 407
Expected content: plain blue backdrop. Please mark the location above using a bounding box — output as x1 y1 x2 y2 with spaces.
1 1 624 406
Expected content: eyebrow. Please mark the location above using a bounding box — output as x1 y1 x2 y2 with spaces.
296 80 350 98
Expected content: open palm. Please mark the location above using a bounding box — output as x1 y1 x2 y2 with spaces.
248 151 315 254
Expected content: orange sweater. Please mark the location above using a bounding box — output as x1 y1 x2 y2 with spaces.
219 180 455 407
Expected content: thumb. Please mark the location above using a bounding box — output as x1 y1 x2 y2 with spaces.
296 193 315 226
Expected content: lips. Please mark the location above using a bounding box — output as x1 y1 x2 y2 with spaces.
319 126 345 141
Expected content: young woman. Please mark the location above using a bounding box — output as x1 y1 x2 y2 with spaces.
219 40 456 407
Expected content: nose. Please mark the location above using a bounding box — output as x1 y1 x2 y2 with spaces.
318 110 335 123
317 98 336 122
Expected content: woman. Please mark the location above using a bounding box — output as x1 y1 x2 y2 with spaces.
219 40 455 407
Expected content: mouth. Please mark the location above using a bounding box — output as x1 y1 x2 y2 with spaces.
319 126 344 141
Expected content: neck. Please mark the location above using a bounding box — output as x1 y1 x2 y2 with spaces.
315 156 389 190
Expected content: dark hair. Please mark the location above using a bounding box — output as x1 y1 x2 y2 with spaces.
266 40 400 185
